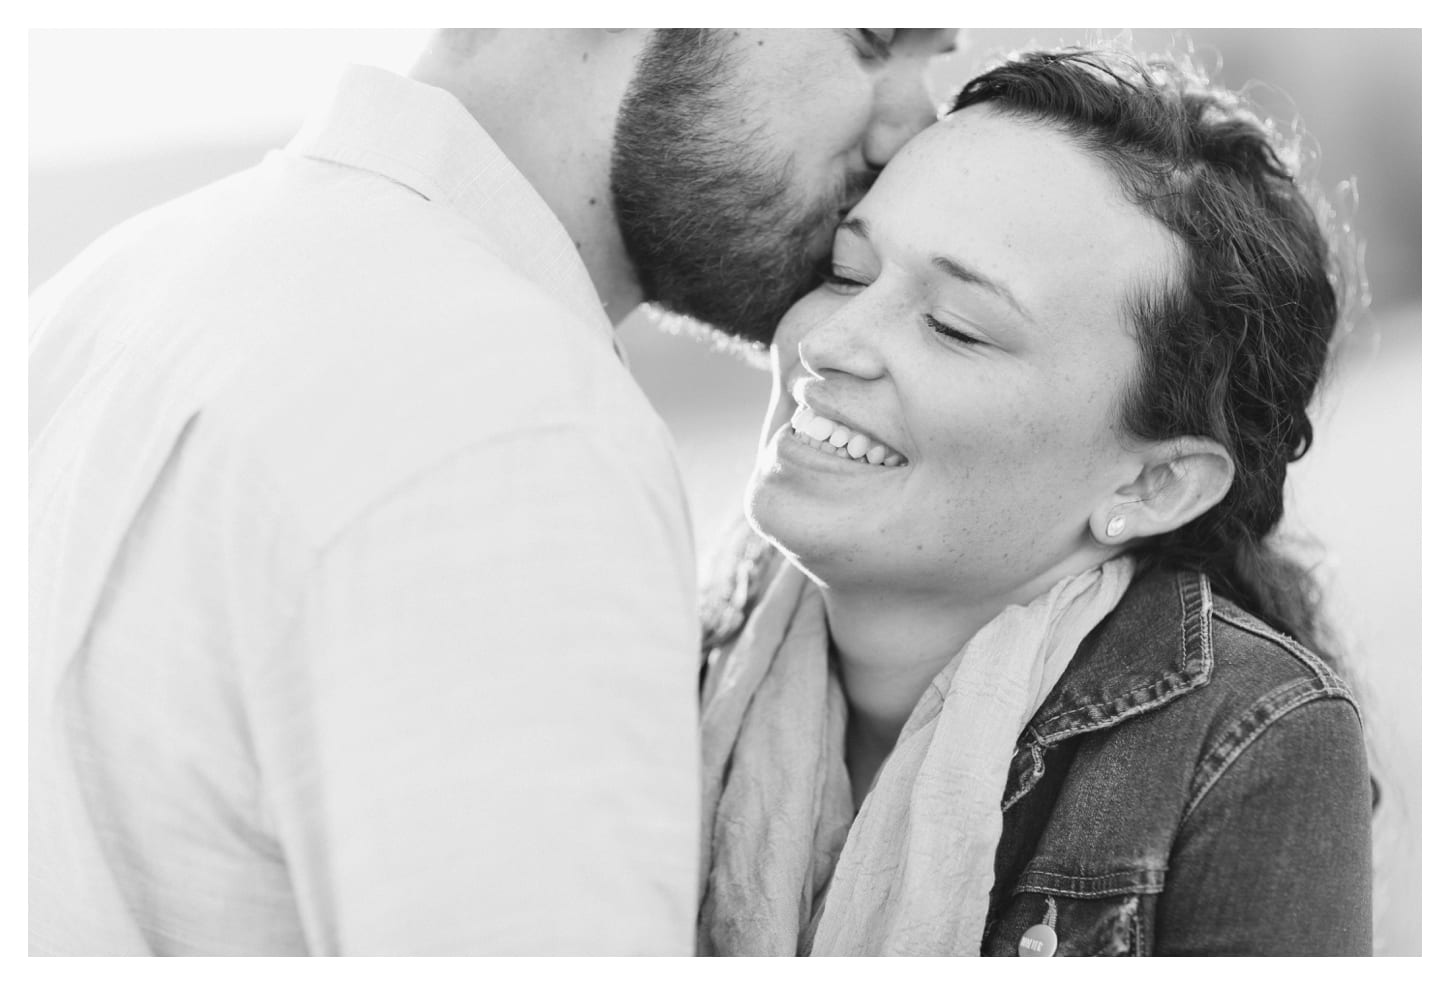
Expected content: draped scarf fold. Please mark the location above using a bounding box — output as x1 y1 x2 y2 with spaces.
698 555 1135 956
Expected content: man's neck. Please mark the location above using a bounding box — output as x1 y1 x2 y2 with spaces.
410 30 647 324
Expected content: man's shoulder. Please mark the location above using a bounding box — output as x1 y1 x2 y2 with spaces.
207 167 653 547
35 149 667 554
54 147 589 332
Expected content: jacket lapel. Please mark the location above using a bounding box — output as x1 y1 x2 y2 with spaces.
1002 569 1215 810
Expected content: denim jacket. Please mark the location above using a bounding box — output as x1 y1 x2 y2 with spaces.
982 568 1373 955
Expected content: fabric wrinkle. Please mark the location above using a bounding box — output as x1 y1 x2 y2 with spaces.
699 554 1135 955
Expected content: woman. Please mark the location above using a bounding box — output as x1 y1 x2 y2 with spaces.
697 47 1372 956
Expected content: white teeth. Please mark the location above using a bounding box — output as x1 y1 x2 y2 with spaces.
787 404 906 468
805 416 836 442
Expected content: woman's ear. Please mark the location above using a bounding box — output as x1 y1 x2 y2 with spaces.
1091 437 1234 546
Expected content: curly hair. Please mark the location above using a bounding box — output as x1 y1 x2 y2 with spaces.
950 46 1353 657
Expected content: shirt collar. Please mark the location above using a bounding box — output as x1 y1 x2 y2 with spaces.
286 64 620 351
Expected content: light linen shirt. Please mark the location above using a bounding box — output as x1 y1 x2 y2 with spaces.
29 65 700 956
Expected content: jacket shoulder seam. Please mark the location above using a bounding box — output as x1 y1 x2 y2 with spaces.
1211 607 1347 689
1183 685 1359 820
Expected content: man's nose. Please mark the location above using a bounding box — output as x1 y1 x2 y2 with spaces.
862 68 938 169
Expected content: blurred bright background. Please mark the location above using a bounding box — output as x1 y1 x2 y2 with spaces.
29 28 1421 955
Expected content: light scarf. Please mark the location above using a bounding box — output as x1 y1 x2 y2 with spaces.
697 555 1136 956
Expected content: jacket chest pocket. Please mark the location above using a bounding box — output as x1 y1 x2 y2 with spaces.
986 878 1161 956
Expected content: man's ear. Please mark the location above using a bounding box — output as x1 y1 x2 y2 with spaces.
1090 437 1234 546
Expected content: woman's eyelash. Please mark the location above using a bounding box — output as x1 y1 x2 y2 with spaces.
815 271 983 346
927 315 983 346
817 262 867 288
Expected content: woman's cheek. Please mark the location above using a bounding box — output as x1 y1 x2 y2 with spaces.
773 297 819 357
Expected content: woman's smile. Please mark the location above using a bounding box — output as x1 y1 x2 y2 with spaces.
773 419 907 475
745 106 1169 602
785 403 907 467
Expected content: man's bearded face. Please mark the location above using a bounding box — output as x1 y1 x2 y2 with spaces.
611 30 873 349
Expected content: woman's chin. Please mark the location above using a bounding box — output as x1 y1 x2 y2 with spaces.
742 470 783 544
742 485 833 579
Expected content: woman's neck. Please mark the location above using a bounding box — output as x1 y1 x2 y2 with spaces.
824 585 998 808
822 557 1101 808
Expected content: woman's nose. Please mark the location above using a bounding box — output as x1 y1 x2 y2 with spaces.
798 306 888 381
862 67 939 169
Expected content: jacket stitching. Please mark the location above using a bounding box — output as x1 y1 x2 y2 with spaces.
1001 738 1045 812
1014 867 1166 897
1212 609 1361 720
1179 572 1191 674
1188 572 1215 684
1183 686 1356 819
1029 573 1214 744
1032 678 1202 743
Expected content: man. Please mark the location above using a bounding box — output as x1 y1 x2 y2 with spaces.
29 29 955 955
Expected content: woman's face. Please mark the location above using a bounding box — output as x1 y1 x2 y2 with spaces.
745 106 1181 607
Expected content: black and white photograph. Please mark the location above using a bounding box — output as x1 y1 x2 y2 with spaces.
27 25 1423 958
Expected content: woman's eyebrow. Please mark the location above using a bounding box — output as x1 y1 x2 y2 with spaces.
842 217 1034 322
930 255 1035 323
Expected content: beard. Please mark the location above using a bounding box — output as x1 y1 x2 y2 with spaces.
610 29 873 349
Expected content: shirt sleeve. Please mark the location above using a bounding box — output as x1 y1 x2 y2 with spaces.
254 423 701 955
1156 694 1374 955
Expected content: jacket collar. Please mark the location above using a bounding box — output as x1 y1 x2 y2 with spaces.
1002 568 1214 809
285 65 619 352
1031 567 1215 743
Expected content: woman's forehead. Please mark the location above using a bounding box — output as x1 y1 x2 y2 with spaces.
850 106 1179 337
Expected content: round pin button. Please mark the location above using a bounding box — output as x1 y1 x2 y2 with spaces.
1018 922 1058 957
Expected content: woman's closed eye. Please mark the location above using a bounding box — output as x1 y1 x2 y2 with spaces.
816 264 989 347
820 263 871 292
927 314 987 348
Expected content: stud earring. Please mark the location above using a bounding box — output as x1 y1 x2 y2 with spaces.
1106 514 1126 538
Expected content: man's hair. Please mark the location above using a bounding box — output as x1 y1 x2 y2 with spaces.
951 46 1359 657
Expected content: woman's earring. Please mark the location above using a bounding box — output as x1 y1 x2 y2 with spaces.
1105 514 1126 539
